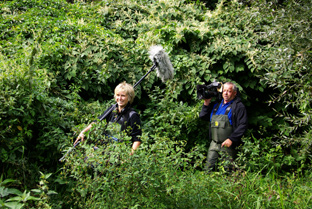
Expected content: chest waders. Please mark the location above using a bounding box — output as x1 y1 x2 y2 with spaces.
89 119 125 167
103 109 136 144
93 113 124 152
206 104 237 171
105 122 124 143
85 109 134 168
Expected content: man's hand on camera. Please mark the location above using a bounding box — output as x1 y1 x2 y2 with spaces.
204 98 212 106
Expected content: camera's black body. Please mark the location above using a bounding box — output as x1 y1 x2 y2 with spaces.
196 82 223 100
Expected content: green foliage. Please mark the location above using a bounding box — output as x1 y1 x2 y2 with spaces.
227 168 312 209
237 135 304 175
1 0 312 207
0 17 82 184
0 173 56 209
250 0 312 165
1 0 259 182
59 137 312 208
60 136 205 208
0 177 23 209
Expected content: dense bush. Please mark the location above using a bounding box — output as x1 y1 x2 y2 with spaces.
60 134 203 208
253 0 312 169
57 134 312 208
1 0 311 207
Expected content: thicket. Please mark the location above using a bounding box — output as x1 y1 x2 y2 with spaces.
0 0 311 208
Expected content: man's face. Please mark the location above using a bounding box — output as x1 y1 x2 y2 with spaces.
115 90 129 109
222 84 237 103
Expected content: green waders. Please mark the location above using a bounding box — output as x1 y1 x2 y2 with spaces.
206 114 237 171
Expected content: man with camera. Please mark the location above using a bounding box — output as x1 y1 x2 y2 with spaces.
198 82 248 172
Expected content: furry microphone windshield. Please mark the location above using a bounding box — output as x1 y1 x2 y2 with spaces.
133 45 174 89
148 45 174 82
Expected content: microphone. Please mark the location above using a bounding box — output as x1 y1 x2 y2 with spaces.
133 45 174 88
148 45 174 82
100 45 174 121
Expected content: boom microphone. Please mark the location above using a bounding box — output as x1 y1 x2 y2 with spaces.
100 45 174 121
133 45 174 88
148 45 174 82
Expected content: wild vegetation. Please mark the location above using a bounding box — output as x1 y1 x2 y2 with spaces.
0 0 311 208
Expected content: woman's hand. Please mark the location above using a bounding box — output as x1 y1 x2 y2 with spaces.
74 132 85 145
73 123 94 145
130 141 141 155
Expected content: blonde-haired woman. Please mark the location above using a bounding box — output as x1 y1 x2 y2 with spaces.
74 81 142 155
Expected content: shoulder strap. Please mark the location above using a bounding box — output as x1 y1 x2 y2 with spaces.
212 103 221 115
224 105 232 115
212 103 233 115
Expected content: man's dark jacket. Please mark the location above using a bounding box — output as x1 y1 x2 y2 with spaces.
199 97 248 148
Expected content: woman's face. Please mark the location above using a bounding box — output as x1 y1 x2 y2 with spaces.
115 90 129 109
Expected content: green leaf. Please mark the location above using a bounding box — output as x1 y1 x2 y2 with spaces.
30 189 42 193
4 202 24 209
47 190 58 195
0 179 16 186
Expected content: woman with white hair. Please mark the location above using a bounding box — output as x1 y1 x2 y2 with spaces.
74 81 142 155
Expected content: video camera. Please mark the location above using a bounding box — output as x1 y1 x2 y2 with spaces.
196 82 223 100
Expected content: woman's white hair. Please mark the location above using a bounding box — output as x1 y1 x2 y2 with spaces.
114 81 135 104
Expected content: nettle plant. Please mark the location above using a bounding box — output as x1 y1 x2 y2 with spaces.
0 173 57 209
60 131 206 208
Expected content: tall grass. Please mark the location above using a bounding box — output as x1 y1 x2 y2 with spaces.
58 135 312 209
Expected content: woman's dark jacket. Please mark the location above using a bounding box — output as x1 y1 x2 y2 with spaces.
97 103 142 143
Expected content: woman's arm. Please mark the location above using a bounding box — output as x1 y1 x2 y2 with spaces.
130 141 141 155
73 122 95 145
